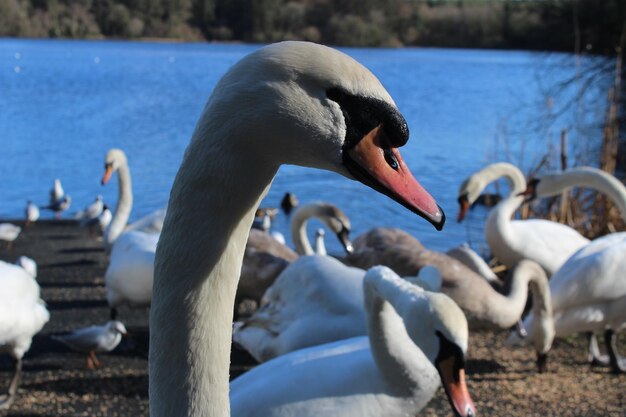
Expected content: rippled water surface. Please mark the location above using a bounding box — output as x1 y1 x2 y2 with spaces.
0 39 603 253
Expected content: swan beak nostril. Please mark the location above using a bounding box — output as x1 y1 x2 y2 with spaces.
343 124 445 231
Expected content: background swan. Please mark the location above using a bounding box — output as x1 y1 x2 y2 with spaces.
458 162 589 275
0 260 50 410
234 248 549 361
509 232 626 373
510 167 626 372
238 201 353 305
150 41 444 417
101 149 166 249
230 266 475 417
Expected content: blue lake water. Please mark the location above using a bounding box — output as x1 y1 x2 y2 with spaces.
0 39 607 254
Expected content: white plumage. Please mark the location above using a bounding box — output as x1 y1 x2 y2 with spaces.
230 266 474 417
0 260 49 409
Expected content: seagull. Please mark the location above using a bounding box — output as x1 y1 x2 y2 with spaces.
52 320 127 368
44 195 71 219
15 256 37 278
75 195 104 224
24 201 39 226
0 223 21 250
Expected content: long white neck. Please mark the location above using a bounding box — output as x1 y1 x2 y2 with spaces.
485 259 551 330
538 167 626 222
483 164 527 260
363 270 439 402
290 205 322 255
150 120 278 417
105 163 132 248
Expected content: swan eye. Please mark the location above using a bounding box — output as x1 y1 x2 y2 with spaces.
384 149 399 170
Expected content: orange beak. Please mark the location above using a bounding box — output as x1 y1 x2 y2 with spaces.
457 195 470 223
101 165 113 185
438 356 476 417
344 124 445 230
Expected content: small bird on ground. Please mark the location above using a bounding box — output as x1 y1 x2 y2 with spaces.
24 201 39 226
52 320 127 368
0 223 21 250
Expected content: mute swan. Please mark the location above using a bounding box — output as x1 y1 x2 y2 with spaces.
458 162 589 275
150 41 444 417
343 227 425 276
101 149 166 249
0 223 21 249
234 248 550 361
0 260 50 410
25 200 39 226
522 166 626 222
53 321 127 369
509 232 626 373
512 167 626 373
230 266 475 417
238 201 353 303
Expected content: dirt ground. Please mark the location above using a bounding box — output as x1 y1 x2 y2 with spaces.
0 220 624 416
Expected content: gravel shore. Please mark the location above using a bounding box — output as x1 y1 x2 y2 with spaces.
0 221 623 416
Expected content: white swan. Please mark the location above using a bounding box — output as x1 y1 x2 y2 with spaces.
24 200 39 226
0 223 21 249
234 250 551 361
230 266 475 417
510 232 626 373
149 41 444 417
0 260 50 410
458 162 589 275
100 149 166 248
238 201 352 304
510 166 626 372
105 229 158 319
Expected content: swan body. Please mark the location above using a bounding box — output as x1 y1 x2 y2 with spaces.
0 260 49 409
230 266 474 417
343 227 424 276
235 246 551 361
510 233 626 367
234 256 366 361
458 162 589 275
238 202 352 303
105 230 158 312
150 41 444 417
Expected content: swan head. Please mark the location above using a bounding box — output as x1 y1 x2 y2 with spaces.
427 293 475 417
310 202 353 253
102 148 128 185
401 288 473 417
456 173 485 222
107 320 128 336
199 41 445 230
